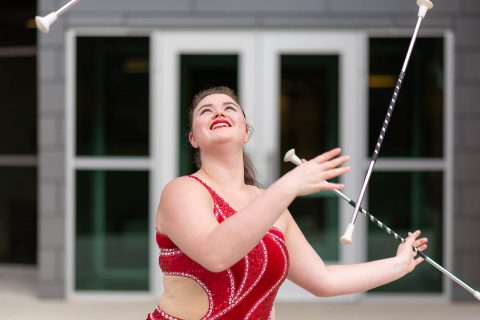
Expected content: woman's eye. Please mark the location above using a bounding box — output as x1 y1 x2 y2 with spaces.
200 108 212 115
225 106 236 111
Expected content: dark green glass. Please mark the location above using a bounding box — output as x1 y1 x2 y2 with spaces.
280 54 340 261
369 37 444 158
0 3 36 46
367 171 443 293
179 54 238 175
0 167 37 264
76 37 149 156
0 56 37 154
75 170 149 291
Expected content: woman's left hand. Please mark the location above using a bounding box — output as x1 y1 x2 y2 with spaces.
396 230 428 274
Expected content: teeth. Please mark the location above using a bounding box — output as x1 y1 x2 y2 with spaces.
211 123 229 130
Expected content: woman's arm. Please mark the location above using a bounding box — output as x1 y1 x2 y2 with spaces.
158 148 350 273
285 211 428 297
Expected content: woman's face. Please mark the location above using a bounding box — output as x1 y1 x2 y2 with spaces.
189 93 248 150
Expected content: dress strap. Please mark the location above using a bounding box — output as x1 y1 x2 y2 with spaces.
187 175 216 194
186 175 237 219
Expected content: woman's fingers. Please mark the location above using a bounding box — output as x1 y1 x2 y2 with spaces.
414 237 428 248
414 256 425 266
405 230 421 245
312 148 342 163
319 155 351 171
321 166 351 181
416 244 428 251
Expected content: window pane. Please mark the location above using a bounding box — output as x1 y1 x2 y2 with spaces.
179 54 238 175
0 167 37 264
0 3 36 46
0 56 36 154
75 170 149 291
367 172 443 293
76 37 149 156
369 38 443 158
289 196 338 261
280 54 339 261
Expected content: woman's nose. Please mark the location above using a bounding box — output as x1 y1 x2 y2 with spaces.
213 110 225 118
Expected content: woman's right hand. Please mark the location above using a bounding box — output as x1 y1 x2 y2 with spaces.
281 148 350 196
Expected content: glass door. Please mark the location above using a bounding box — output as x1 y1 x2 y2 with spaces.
260 31 366 301
151 31 256 295
67 33 151 295
153 30 366 301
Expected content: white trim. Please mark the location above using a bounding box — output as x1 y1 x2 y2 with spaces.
444 30 454 302
66 292 154 301
65 29 154 299
73 158 151 170
65 29 76 299
374 159 445 171
364 294 448 303
366 33 451 299
62 28 452 302
150 30 162 300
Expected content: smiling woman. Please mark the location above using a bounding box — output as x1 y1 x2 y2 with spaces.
147 85 427 319
188 86 256 186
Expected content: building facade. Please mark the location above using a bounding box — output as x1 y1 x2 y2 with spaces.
35 0 480 302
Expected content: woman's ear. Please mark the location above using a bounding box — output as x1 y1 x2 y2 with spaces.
189 132 198 149
244 126 249 143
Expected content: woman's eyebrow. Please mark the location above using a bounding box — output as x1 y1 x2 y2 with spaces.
223 102 239 108
197 103 213 114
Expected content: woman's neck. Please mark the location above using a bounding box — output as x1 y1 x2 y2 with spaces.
197 148 245 189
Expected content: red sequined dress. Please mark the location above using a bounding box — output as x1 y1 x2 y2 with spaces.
147 175 289 320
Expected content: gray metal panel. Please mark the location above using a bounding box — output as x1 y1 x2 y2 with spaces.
465 0 480 12
126 14 258 27
456 85 480 115
73 0 192 12
456 18 480 46
464 52 480 81
331 0 461 13
193 0 328 13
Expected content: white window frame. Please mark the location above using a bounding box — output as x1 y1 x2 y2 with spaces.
64 28 452 303
364 30 454 302
65 29 154 299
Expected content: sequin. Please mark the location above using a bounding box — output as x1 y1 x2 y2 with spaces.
147 175 290 320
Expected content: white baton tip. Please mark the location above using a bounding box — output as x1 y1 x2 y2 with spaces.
417 0 433 18
340 223 355 245
35 12 58 33
474 291 480 301
284 149 302 166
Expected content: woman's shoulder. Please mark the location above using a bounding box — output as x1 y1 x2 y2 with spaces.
162 175 207 196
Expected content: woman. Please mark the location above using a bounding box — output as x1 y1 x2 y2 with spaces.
147 86 428 320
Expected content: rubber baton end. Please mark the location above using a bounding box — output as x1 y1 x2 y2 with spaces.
340 223 355 245
474 291 480 302
417 0 433 18
35 12 58 33
284 149 302 166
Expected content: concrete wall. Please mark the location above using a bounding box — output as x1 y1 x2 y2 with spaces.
37 0 480 301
